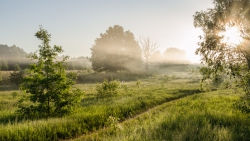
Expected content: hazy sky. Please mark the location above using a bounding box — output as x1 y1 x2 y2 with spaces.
0 0 213 63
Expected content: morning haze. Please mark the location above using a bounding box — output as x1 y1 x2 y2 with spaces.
3 0 249 140
0 0 213 63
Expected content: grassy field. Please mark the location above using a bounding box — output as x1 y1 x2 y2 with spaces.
0 71 249 140
77 90 250 141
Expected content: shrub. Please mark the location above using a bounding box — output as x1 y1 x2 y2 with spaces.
96 79 120 98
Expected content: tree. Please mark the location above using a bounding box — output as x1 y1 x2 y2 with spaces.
193 1 250 94
163 48 188 64
138 36 159 71
19 26 83 117
90 25 142 72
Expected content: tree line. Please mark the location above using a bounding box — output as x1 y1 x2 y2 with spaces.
0 44 91 71
1 25 189 72
90 25 189 73
0 44 29 70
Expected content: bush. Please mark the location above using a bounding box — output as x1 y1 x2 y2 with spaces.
96 79 120 98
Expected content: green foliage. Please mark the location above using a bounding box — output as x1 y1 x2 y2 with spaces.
96 79 120 98
121 84 128 93
194 0 250 85
11 91 18 98
18 26 83 117
193 0 250 109
0 75 204 140
136 79 141 94
105 116 123 134
90 25 142 72
193 0 250 114
78 90 250 141
199 66 226 91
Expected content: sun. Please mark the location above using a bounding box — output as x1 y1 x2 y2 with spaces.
221 26 242 46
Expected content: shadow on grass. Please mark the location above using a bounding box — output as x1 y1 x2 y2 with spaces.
77 72 153 84
0 113 34 125
175 89 202 95
0 85 19 91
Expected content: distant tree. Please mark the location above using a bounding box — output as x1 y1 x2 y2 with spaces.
150 51 163 63
90 25 142 72
163 48 188 64
138 36 159 71
0 44 29 70
9 64 24 89
193 0 250 111
19 26 83 117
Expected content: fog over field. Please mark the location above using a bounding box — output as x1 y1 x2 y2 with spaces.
0 0 214 63
1 0 250 141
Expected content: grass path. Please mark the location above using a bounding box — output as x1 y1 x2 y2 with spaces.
0 78 203 140
70 92 204 141
73 90 250 141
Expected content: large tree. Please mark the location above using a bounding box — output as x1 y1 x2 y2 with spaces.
19 26 83 117
90 25 142 72
194 0 250 92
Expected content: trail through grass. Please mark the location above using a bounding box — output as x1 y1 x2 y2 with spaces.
0 77 201 140
75 90 250 141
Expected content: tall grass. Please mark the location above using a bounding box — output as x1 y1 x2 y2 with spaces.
0 76 201 140
78 90 250 141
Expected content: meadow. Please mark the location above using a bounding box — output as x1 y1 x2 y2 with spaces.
0 70 249 140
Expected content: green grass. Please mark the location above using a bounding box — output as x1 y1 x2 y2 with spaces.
0 73 249 140
77 90 250 141
0 75 201 140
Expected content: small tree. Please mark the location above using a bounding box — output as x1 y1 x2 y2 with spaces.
19 26 83 117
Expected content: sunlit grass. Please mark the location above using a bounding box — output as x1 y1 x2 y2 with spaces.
77 90 250 141
0 75 202 140
1 72 248 140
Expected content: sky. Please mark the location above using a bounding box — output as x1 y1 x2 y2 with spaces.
0 0 214 63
